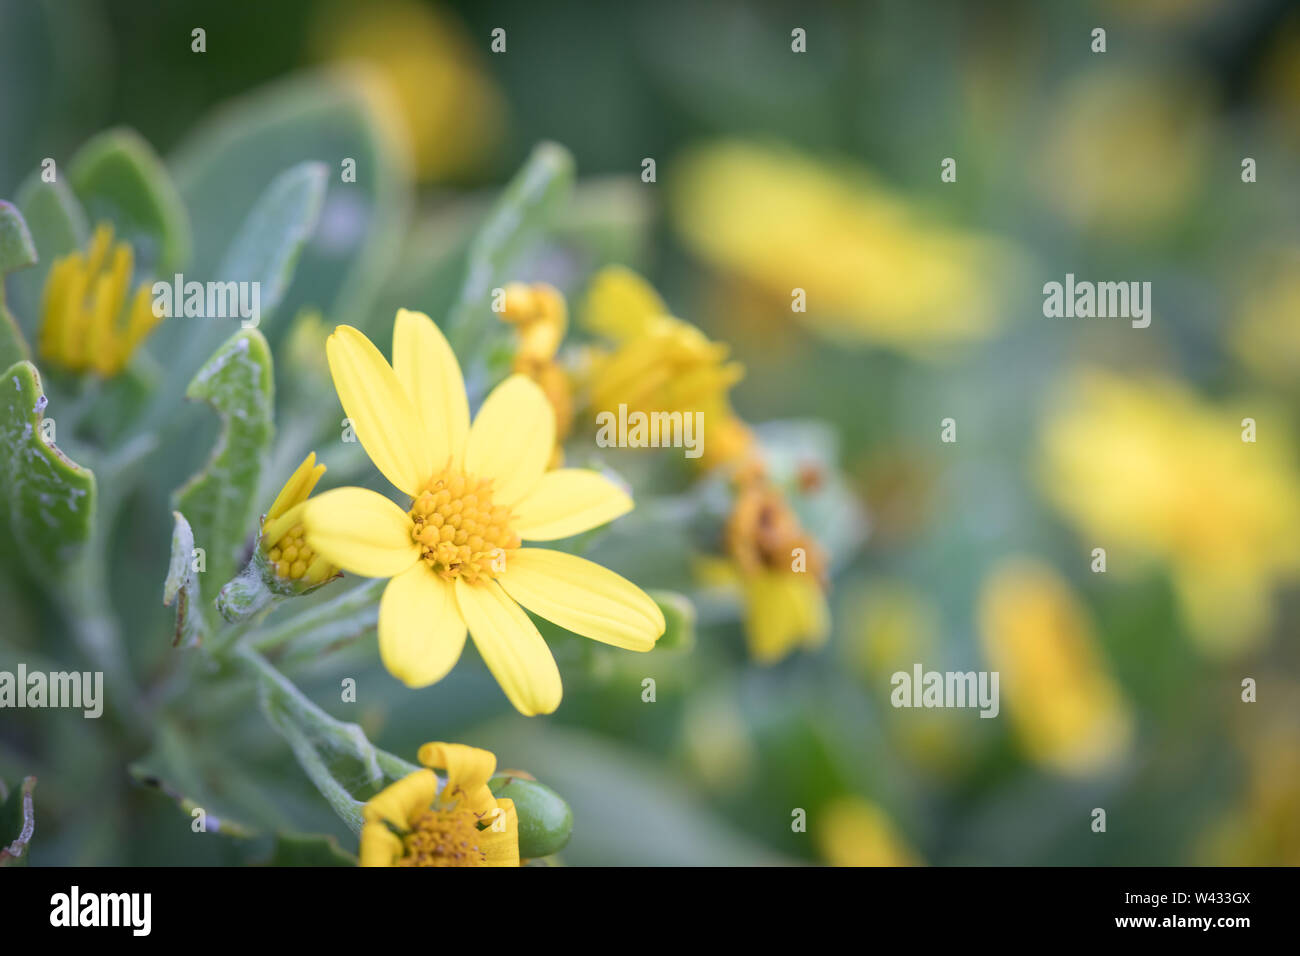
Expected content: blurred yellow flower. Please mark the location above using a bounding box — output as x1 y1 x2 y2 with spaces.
1260 16 1300 149
849 580 941 679
302 310 663 715
309 0 505 182
283 308 331 380
681 692 756 793
1103 0 1227 24
978 558 1133 775
1034 69 1211 232
580 266 751 468
845 581 967 776
38 223 159 377
360 742 517 867
722 462 829 664
816 796 921 867
261 452 336 585
498 282 575 458
1038 370 1300 654
1199 715 1300 865
1230 245 1300 386
670 141 1012 356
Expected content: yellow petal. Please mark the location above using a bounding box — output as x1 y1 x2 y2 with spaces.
478 798 520 866
744 571 829 663
262 500 308 554
378 564 467 687
511 468 633 540
417 742 497 813
326 324 432 496
464 374 555 506
266 452 326 522
301 487 420 578
582 265 667 341
362 769 437 828
392 308 471 468
359 820 403 866
499 548 664 651
122 282 163 357
453 578 563 716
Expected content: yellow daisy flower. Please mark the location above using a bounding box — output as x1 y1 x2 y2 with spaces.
360 742 518 867
260 452 336 585
302 309 665 715
38 222 160 377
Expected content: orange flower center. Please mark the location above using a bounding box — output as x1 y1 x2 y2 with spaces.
397 806 487 867
408 468 520 582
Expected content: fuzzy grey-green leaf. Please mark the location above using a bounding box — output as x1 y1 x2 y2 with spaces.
216 161 327 324
0 775 37 866
0 201 37 368
172 330 274 604
8 177 90 330
0 361 96 578
68 127 191 272
446 141 575 350
163 510 206 647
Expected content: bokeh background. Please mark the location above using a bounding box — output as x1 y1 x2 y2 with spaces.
2 0 1299 865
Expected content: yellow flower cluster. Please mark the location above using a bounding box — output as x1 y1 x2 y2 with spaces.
498 282 575 458
38 223 160 377
577 267 830 663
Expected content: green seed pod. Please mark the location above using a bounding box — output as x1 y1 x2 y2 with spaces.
489 774 572 859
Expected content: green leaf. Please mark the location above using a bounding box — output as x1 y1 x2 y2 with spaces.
156 162 326 408
246 646 417 835
0 360 96 578
446 142 575 352
7 176 91 332
162 510 206 647
172 329 274 604
0 776 36 866
15 176 88 258
0 200 36 369
489 774 573 859
128 724 260 839
474 721 791 865
247 577 382 663
170 67 412 325
263 832 357 867
216 161 327 321
68 127 191 272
